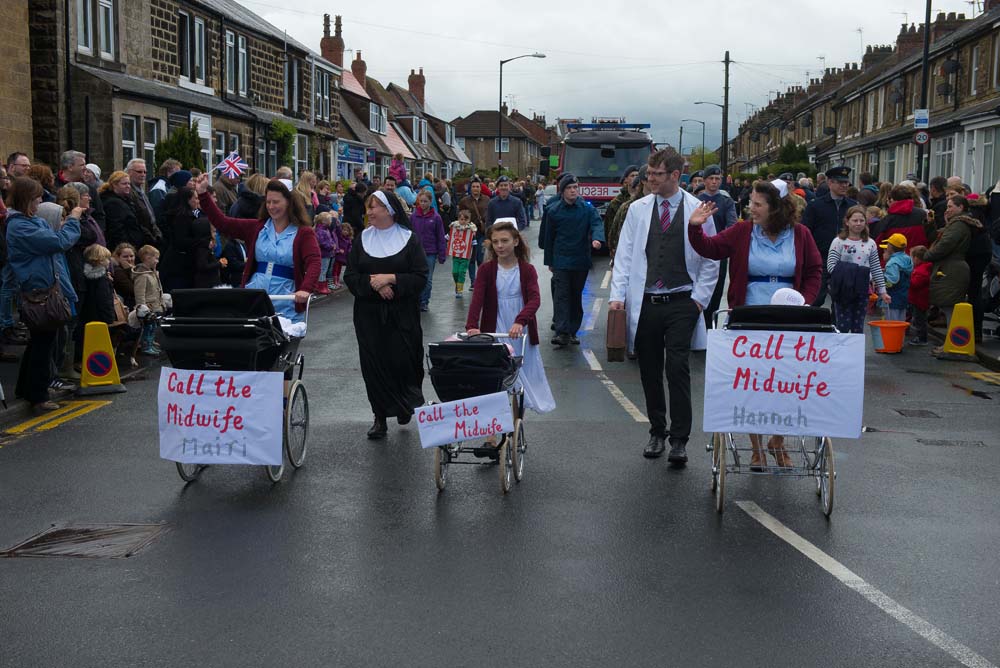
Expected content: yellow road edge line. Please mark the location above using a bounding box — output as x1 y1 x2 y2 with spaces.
34 400 112 432
4 402 86 435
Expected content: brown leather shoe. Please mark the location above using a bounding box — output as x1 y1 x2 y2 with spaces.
750 445 767 471
768 436 793 468
31 401 60 415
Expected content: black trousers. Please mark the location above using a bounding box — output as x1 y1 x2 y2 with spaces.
812 265 830 307
552 269 589 336
968 253 989 339
16 328 56 404
704 259 728 329
635 294 700 442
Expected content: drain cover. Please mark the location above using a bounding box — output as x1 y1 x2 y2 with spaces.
916 439 986 448
895 409 940 418
0 523 167 558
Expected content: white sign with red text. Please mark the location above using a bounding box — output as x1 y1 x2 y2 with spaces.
579 184 620 200
703 330 865 439
416 391 514 449
158 367 284 465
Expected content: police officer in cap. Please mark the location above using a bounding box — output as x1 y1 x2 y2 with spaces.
801 165 857 306
698 165 737 326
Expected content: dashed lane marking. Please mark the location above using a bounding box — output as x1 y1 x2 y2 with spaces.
738 501 997 668
4 401 112 437
582 298 604 331
581 348 648 423
600 269 612 290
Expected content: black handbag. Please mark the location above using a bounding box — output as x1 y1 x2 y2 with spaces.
20 260 72 333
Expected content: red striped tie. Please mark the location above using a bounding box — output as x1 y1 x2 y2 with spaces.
654 200 672 289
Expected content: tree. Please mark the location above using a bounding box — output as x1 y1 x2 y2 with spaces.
153 121 205 173
777 140 808 164
269 120 297 170
685 147 720 172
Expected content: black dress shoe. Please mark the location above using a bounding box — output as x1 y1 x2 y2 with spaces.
667 441 688 465
569 335 580 345
367 415 388 439
551 333 569 346
643 435 666 458
397 412 412 425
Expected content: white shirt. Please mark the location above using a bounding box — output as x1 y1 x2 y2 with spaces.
362 223 412 258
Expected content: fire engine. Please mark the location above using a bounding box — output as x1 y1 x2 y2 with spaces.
557 120 654 215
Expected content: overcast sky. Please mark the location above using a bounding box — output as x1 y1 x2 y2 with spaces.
238 0 980 150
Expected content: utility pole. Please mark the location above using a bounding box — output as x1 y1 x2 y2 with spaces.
917 0 931 182
722 50 730 180
679 125 684 158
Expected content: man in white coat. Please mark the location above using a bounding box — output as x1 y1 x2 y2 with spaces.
609 149 719 463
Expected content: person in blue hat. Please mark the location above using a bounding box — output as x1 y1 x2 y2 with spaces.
801 165 857 306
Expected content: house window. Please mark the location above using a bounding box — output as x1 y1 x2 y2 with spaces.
935 136 955 177
268 140 277 177
982 129 994 192
177 12 190 78
285 58 300 113
143 118 158 168
121 115 137 166
369 104 387 134
214 131 226 168
993 36 1000 89
77 0 93 52
193 18 206 83
228 134 239 156
294 134 308 177
971 45 980 96
421 120 428 144
315 70 331 122
257 137 266 174
98 0 114 59
457 137 465 150
494 138 510 153
238 36 248 96
877 88 885 127
884 147 896 184
225 31 235 94
445 125 455 145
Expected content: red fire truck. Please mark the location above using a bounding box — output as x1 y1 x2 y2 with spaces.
558 121 654 215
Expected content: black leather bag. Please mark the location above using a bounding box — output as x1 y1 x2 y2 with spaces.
20 261 72 333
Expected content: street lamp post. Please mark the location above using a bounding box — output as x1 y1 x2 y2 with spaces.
695 100 727 179
499 52 545 174
682 119 706 170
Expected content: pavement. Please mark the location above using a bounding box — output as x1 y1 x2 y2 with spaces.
1 220 999 667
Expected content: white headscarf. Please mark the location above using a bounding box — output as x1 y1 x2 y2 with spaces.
371 189 396 216
769 179 789 199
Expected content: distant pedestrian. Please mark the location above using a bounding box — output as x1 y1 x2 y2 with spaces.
826 206 888 333
448 209 477 298
908 245 931 346
410 190 446 311
881 233 912 322
801 166 857 305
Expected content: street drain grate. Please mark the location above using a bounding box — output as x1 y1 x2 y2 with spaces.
916 439 986 448
895 409 940 418
0 523 167 559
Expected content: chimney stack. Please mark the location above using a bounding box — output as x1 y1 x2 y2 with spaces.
320 15 345 67
351 50 367 89
407 68 426 108
896 23 924 58
931 12 967 42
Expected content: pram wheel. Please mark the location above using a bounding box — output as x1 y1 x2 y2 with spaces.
498 439 512 494
176 462 203 482
710 433 722 492
512 419 526 482
265 462 284 482
714 434 727 513
434 446 450 491
816 437 835 516
285 380 309 468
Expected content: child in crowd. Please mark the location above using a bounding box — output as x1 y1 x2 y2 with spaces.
908 245 931 346
132 245 165 356
330 221 353 290
881 233 913 322
827 205 889 333
192 222 227 288
448 209 477 298
389 152 407 184
466 220 555 426
314 211 337 295
79 244 116 326
316 180 333 211
220 236 247 287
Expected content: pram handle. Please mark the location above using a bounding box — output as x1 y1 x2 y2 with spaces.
457 332 527 356
269 293 312 323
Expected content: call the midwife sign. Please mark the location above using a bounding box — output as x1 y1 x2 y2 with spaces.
158 368 284 465
703 331 865 439
415 391 514 449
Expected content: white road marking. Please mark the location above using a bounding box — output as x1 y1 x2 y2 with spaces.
582 298 604 331
581 348 648 423
737 501 997 668
600 270 612 290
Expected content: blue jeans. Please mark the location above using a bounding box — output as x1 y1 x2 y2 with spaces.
420 254 438 307
0 263 18 329
468 239 483 284
320 257 332 284
885 307 907 322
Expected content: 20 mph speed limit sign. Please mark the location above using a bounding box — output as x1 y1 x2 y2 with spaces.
914 130 930 145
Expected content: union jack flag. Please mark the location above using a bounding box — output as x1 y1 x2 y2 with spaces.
215 151 248 180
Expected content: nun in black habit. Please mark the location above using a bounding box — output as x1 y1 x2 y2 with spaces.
344 190 428 439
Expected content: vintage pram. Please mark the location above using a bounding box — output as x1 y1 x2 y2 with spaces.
709 305 838 516
159 288 309 483
426 333 527 494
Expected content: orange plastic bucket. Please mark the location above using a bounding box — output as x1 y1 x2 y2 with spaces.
869 320 908 353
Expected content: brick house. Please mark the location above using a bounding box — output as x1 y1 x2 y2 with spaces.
29 0 340 179
732 4 1000 190
2 1 34 160
453 105 542 177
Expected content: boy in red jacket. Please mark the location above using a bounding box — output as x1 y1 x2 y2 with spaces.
908 245 931 346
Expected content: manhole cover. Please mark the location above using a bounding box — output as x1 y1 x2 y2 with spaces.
0 523 167 559
895 409 940 418
916 439 986 448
